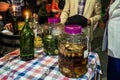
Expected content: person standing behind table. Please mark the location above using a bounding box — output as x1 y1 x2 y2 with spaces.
102 0 120 80
24 0 38 21
60 0 101 42
0 0 12 29
58 0 65 10
3 0 38 30
37 0 54 24
9 0 24 20
102 0 115 51
51 0 65 18
26 0 38 14
8 0 38 20
2 0 25 30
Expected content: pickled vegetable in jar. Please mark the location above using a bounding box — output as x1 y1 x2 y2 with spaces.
58 25 88 78
43 17 63 55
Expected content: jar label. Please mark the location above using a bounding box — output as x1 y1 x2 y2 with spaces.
84 49 88 58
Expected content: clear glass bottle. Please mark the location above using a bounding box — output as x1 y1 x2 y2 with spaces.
20 17 34 61
31 17 43 53
58 25 88 78
43 17 63 55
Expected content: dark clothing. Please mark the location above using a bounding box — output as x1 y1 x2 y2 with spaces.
38 16 50 24
58 0 65 10
102 0 115 23
107 56 120 80
65 15 88 28
38 0 54 24
0 0 8 2
26 0 38 14
0 11 12 24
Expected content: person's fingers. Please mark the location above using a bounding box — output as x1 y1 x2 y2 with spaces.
33 13 38 18
4 23 12 31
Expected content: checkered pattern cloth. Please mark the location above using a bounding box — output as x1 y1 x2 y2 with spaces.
0 49 102 80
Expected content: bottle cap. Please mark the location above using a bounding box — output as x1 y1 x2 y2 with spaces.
65 25 82 35
48 17 61 24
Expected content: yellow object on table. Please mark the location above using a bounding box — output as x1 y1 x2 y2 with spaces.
18 21 25 31
34 36 43 48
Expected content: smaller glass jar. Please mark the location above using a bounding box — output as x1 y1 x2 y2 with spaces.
58 25 88 78
43 17 64 55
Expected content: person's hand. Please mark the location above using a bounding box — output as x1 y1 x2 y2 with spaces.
4 23 12 31
0 2 10 12
58 10 61 13
87 19 91 25
33 13 38 21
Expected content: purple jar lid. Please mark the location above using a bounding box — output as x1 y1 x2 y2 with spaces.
48 17 61 24
65 25 82 35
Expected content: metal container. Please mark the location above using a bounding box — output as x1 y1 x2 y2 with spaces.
0 29 20 47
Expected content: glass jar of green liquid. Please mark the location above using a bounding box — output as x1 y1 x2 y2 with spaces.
43 17 63 55
20 15 34 61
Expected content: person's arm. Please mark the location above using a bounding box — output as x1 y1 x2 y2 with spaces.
0 1 10 12
89 0 102 26
52 0 60 13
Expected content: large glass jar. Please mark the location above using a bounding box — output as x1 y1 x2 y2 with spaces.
43 17 64 55
58 25 88 78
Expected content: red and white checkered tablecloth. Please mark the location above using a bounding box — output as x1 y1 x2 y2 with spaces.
0 49 102 80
